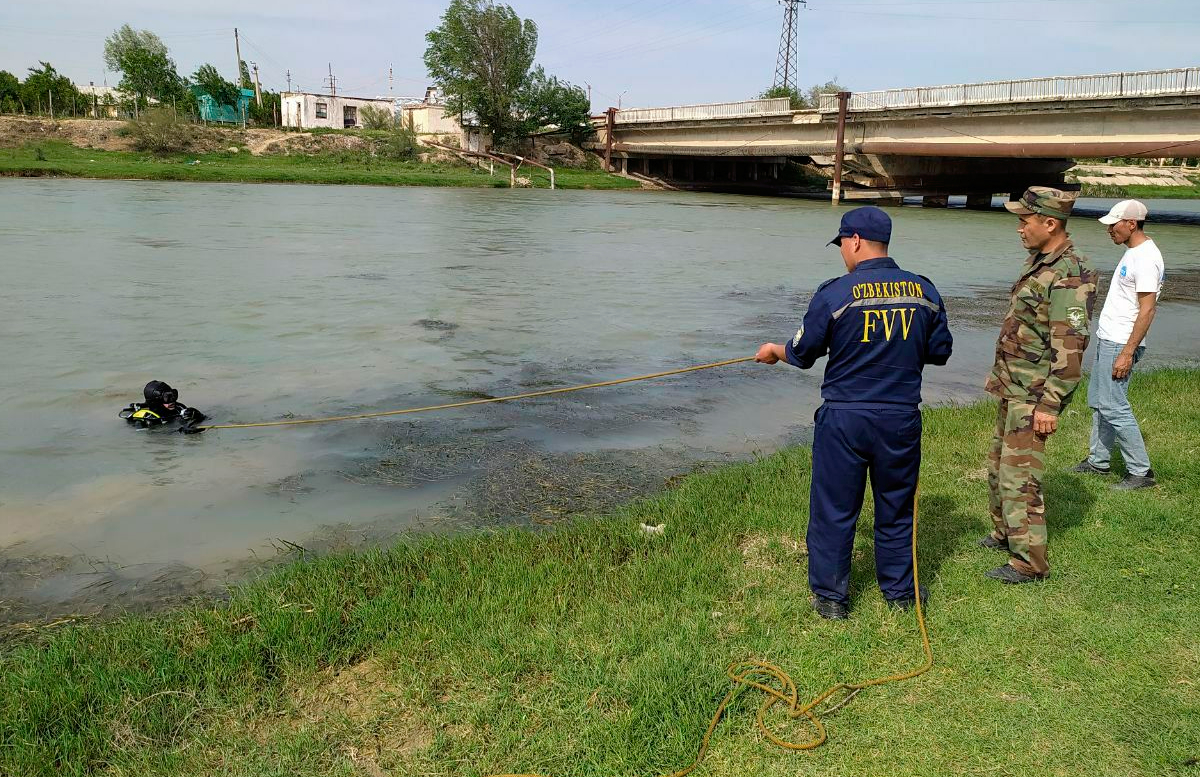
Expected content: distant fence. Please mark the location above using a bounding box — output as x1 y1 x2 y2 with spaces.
817 66 1200 113
613 98 792 124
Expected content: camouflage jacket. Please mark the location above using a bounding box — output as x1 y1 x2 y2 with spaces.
985 240 1098 416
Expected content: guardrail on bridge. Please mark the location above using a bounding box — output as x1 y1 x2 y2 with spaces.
817 66 1200 113
613 97 792 124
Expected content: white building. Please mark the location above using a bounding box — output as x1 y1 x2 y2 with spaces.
281 92 396 130
397 86 463 135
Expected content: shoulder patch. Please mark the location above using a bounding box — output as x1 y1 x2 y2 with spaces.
1066 306 1087 331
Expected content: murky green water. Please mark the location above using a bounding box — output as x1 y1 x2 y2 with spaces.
3 179 1199 617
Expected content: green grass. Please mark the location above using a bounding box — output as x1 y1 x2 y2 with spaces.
3 370 1199 776
1080 177 1200 200
0 141 640 190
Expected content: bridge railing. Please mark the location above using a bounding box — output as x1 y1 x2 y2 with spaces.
817 66 1200 113
613 97 792 124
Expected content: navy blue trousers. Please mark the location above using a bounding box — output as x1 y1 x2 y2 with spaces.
808 405 922 604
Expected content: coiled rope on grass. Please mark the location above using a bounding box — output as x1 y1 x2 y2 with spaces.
490 489 932 777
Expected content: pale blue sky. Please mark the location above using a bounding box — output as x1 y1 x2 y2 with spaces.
2 0 1197 110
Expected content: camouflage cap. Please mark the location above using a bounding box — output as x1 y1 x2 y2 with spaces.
1004 186 1078 220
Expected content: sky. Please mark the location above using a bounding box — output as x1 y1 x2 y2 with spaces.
2 0 1198 111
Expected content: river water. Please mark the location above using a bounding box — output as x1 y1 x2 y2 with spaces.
3 179 1199 619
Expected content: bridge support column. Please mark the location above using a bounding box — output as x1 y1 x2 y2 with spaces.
620 157 628 175
666 159 674 179
686 159 695 181
729 162 737 182
707 161 715 181
966 193 993 210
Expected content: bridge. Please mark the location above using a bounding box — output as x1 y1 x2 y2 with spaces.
590 67 1200 203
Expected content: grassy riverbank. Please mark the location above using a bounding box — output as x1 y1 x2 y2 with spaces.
0 141 641 190
3 370 1199 777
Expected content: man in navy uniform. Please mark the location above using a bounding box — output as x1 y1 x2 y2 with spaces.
756 206 953 619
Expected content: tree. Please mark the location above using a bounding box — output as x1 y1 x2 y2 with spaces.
238 60 252 90
192 64 240 108
424 0 538 145
760 85 804 110
360 104 396 130
21 62 80 116
805 80 847 110
0 70 19 114
103 24 184 107
759 80 846 110
518 66 592 142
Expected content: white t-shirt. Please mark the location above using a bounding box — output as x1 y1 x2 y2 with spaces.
1096 238 1164 345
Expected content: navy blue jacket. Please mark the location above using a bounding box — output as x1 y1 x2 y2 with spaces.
783 257 953 406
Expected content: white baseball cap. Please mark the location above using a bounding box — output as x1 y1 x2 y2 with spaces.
1098 200 1149 225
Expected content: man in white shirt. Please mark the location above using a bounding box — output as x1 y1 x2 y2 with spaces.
1072 200 1163 489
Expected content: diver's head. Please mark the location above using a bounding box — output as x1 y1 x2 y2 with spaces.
144 380 179 409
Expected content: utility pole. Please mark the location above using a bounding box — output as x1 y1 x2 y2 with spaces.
773 0 806 93
325 63 337 97
234 27 244 88
584 82 592 105
604 107 616 172
389 65 393 94
832 91 849 204
48 90 53 119
286 69 292 93
251 62 263 107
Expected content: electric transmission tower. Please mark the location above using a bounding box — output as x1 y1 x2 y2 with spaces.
772 0 806 92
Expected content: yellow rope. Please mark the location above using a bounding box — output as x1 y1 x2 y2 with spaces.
490 487 932 777
196 357 756 431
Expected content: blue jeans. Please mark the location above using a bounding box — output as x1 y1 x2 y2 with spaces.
1087 338 1151 476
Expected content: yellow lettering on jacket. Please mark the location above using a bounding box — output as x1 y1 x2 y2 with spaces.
861 308 917 343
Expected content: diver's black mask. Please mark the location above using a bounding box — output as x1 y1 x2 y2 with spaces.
144 380 178 406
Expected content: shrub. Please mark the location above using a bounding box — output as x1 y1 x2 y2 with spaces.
360 105 395 131
378 125 418 161
127 107 193 154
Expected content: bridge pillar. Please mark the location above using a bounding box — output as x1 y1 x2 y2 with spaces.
707 161 715 181
966 193 993 210
730 162 737 182
686 159 695 181
620 157 628 175
666 159 674 179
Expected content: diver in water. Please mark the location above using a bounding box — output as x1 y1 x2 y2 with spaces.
120 380 207 433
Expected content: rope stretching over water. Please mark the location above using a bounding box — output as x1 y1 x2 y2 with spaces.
195 357 757 431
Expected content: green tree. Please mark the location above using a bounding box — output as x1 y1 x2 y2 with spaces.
518 66 592 142
103 24 184 107
192 64 240 107
805 80 847 110
21 62 80 116
360 104 396 130
760 85 804 109
424 0 538 145
0 70 19 114
238 60 252 90
760 81 847 110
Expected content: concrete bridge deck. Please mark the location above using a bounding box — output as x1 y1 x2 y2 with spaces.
592 67 1200 201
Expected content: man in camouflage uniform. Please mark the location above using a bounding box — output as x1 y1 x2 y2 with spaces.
982 187 1098 583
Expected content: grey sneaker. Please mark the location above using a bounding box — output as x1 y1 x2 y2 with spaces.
1113 469 1156 490
1071 459 1110 475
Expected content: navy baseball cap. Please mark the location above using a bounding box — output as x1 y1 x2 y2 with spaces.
828 206 892 246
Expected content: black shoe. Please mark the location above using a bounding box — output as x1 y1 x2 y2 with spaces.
978 533 1009 551
984 564 1045 584
887 588 929 612
1070 459 1110 475
812 596 849 620
1113 469 1156 490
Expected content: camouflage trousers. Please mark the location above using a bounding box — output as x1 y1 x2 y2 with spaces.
986 398 1049 577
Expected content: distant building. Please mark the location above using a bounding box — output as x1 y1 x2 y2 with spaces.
280 92 396 130
190 87 255 124
73 83 127 118
397 86 463 135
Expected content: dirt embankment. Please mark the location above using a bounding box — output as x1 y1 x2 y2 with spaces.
0 116 393 157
